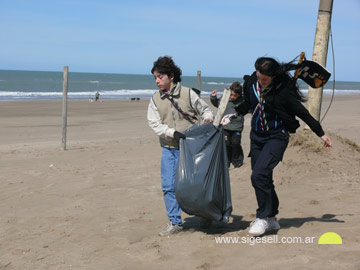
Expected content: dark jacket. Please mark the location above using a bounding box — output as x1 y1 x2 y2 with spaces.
235 72 325 137
210 94 244 132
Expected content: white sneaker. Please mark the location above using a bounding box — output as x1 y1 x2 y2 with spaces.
267 217 280 231
159 223 183 236
248 217 280 236
248 218 269 236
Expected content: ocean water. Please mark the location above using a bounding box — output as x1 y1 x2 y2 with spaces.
0 70 359 101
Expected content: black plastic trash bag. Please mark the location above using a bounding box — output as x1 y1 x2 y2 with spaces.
174 123 232 222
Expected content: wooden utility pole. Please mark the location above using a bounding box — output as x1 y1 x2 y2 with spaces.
307 0 334 121
197 70 201 90
62 66 69 150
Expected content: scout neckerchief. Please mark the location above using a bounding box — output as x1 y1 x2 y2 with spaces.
161 84 198 121
253 81 271 132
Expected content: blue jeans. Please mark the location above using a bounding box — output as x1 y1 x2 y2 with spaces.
161 147 182 225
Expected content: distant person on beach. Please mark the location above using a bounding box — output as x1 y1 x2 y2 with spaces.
147 56 214 236
95 91 100 101
210 81 245 168
234 57 332 236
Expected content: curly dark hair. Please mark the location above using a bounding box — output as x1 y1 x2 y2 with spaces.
151 56 182 83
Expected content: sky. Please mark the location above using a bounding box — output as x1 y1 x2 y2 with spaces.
1 0 359 81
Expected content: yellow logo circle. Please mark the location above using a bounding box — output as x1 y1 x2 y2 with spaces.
318 232 342 245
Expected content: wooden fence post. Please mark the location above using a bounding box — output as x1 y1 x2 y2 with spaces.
197 70 201 90
61 66 69 150
213 88 231 126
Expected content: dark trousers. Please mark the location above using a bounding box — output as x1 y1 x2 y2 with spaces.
224 130 244 167
250 130 289 219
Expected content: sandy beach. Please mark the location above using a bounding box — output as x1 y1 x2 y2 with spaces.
0 95 359 269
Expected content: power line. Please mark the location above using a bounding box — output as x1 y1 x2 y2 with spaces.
320 25 335 123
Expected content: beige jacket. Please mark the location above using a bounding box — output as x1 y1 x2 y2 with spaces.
147 84 213 148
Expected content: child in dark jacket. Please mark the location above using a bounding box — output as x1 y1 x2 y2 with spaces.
211 81 245 168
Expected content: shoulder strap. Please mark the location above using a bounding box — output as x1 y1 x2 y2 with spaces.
163 89 198 121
